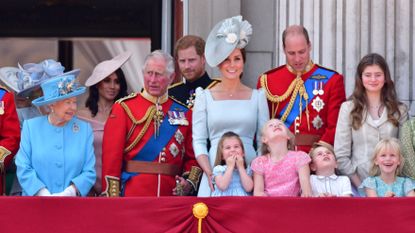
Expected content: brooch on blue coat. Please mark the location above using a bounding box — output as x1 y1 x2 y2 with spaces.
72 122 80 132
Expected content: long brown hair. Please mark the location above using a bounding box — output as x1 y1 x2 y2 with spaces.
350 53 402 130
214 131 246 168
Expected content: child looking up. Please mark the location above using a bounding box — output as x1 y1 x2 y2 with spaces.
251 119 312 197
211 132 253 196
359 138 415 197
309 142 352 197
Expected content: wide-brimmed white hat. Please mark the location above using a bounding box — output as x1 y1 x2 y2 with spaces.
205 15 253 67
85 51 132 87
0 59 80 97
32 72 86 107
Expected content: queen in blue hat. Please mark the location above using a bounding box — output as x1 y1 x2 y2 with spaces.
15 71 96 196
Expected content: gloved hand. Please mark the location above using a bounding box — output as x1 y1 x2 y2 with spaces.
51 185 77 197
36 188 52 196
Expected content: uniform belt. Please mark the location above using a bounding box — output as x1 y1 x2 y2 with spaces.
124 160 181 176
295 134 321 146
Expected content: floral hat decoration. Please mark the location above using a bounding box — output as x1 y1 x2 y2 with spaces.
0 59 80 98
205 15 253 67
32 71 85 107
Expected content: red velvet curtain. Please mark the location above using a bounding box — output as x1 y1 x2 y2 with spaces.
0 196 414 233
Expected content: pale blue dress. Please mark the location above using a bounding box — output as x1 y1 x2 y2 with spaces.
358 176 415 197
211 165 252 197
15 116 96 196
193 87 269 197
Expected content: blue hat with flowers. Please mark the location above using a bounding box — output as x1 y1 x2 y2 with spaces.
0 59 80 98
205 15 253 67
32 73 86 106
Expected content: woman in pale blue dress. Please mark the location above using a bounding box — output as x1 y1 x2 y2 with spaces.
16 71 96 196
193 16 269 197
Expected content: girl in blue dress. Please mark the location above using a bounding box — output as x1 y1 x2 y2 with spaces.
211 132 253 196
359 138 415 197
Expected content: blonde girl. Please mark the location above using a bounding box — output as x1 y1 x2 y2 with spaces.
359 138 415 197
251 119 312 197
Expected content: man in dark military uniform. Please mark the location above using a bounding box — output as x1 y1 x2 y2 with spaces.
169 35 218 109
257 25 346 152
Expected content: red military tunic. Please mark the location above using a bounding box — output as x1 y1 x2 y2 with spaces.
0 87 20 195
257 63 345 152
102 90 197 196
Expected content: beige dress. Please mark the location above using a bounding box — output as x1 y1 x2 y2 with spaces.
78 115 104 195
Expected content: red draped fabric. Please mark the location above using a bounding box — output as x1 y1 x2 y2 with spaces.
0 196 414 233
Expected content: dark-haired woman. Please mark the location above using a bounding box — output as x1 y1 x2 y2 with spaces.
334 53 408 191
78 51 130 195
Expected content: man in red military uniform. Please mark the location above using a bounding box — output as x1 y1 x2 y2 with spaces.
257 25 345 152
0 85 20 195
102 50 200 197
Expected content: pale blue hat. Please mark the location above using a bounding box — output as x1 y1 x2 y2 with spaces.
32 73 86 106
205 15 253 67
0 59 80 97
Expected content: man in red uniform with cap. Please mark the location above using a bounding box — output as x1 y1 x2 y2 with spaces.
257 25 346 152
102 50 200 197
0 85 20 195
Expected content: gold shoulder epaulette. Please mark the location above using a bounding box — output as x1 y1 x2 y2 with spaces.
0 84 9 92
315 64 339 74
262 65 285 75
116 92 137 103
207 79 220 89
168 81 184 89
169 96 190 109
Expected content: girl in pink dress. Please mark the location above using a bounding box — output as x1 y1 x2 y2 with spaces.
251 119 312 196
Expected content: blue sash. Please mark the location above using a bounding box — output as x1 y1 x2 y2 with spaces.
121 101 188 194
0 89 6 101
280 68 335 128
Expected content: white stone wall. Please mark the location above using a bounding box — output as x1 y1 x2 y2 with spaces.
188 0 415 114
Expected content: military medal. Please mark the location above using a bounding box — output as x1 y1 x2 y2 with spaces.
175 129 184 145
312 82 319 96
168 110 189 126
178 111 189 126
169 143 179 157
0 101 4 115
318 81 324 95
186 90 196 108
312 115 324 130
311 96 325 112
168 111 179 125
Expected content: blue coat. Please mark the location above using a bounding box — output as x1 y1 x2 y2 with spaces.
16 116 96 196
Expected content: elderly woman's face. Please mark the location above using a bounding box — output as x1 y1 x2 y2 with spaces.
51 97 77 123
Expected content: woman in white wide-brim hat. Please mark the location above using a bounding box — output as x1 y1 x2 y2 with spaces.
192 15 269 197
15 72 96 197
77 51 131 195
